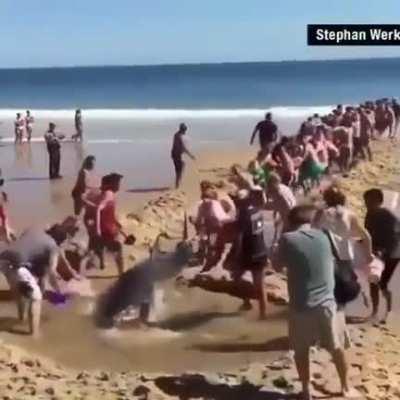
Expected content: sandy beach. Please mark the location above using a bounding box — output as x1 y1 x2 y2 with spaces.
0 133 400 399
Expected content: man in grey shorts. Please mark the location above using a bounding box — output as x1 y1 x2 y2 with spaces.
276 205 358 400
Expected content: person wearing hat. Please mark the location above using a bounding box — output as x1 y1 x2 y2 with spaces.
44 122 65 180
171 123 195 189
95 173 125 275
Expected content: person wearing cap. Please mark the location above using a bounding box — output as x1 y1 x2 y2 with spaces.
95 173 125 275
44 122 65 180
171 123 195 189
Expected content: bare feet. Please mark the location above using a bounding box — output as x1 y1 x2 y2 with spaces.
361 292 370 309
342 387 362 398
258 313 267 321
299 389 312 400
381 311 392 325
239 300 252 312
369 313 380 327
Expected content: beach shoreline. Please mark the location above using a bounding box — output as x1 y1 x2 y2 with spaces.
1 137 400 398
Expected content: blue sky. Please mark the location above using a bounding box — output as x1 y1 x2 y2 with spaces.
1 0 400 68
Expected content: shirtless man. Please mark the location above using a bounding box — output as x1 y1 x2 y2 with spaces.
352 111 363 160
375 101 388 137
334 120 353 173
272 137 296 186
385 103 396 138
266 172 296 244
14 113 24 144
359 108 373 161
391 99 400 137
25 110 34 142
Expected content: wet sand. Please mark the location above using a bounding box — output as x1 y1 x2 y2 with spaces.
1 136 400 399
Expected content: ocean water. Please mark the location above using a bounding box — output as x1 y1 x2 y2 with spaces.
1 57 400 110
1 57 400 221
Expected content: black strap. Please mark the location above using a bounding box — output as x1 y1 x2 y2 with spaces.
322 229 341 261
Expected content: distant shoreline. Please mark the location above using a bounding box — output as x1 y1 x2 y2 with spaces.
1 55 400 71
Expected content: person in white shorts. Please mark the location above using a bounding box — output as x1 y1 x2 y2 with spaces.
0 262 42 337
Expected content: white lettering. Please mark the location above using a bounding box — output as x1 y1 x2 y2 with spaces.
316 29 325 41
370 29 383 40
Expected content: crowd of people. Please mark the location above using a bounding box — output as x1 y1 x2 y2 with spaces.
1 98 400 400
247 98 400 192
187 98 400 399
13 109 83 145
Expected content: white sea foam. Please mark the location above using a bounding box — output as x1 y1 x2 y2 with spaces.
0 106 334 120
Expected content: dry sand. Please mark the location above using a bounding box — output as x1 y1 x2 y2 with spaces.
1 140 400 399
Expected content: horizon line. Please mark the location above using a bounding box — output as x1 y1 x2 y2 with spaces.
0 55 399 71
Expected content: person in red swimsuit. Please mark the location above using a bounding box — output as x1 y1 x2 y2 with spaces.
95 173 124 275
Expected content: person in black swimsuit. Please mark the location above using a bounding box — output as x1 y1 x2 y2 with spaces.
250 112 278 152
171 123 195 189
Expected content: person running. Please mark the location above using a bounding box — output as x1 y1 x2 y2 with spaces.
298 135 326 190
228 190 269 319
314 186 374 323
271 137 296 186
299 117 315 138
391 99 400 137
375 101 388 137
364 188 400 324
71 155 100 216
95 173 125 275
359 108 373 161
14 113 24 144
248 149 276 188
276 205 358 400
265 172 296 244
72 109 83 142
333 121 353 173
44 123 65 180
171 123 195 189
25 110 35 142
250 112 278 152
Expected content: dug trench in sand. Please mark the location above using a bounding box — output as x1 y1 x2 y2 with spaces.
2 102 400 399
0 139 400 399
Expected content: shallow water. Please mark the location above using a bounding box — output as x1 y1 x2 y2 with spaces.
0 274 288 374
